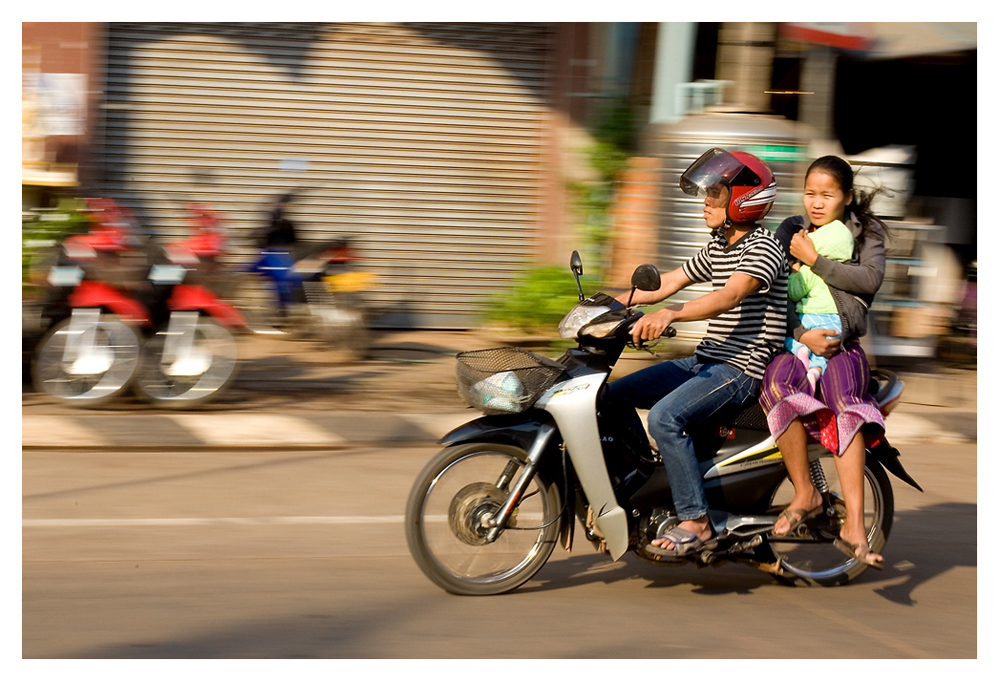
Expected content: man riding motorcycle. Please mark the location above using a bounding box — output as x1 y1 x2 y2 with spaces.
607 148 788 557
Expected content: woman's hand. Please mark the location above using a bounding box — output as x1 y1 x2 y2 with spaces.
800 328 841 358
789 229 819 267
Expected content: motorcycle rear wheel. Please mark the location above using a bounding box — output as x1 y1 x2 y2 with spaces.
405 443 562 596
764 452 893 586
32 314 141 407
304 286 371 361
133 317 238 408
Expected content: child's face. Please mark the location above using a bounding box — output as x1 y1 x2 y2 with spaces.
803 171 853 228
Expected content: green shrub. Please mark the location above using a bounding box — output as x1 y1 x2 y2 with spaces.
482 265 599 333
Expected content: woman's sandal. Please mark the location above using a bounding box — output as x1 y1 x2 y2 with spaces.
833 537 884 570
772 503 823 537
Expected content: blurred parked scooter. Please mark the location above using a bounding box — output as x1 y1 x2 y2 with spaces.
239 192 377 360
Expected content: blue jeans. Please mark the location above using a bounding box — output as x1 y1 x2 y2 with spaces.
607 356 759 520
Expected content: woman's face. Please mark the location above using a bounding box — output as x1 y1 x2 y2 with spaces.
703 184 729 229
803 170 852 227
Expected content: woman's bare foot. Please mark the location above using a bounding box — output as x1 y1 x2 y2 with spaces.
838 525 883 567
773 486 823 536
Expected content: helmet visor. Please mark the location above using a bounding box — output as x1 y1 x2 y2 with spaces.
680 148 752 198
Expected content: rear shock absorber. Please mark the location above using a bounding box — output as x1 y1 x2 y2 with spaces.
809 459 830 494
809 459 840 523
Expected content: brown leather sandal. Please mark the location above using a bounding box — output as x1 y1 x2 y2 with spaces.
833 537 884 570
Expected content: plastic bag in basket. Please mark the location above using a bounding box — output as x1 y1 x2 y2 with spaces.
471 370 525 413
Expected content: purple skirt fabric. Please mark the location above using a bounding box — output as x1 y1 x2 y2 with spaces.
760 340 885 456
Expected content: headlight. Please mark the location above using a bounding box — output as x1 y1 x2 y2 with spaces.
579 318 622 338
559 304 611 339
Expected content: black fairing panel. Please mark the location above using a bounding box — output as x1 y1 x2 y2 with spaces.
627 463 787 513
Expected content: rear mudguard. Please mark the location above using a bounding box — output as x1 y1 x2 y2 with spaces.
868 437 923 492
169 284 248 330
68 281 152 327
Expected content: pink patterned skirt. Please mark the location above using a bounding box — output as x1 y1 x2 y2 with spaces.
760 341 885 456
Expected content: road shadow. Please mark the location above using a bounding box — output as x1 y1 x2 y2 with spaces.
871 502 977 606
514 500 977 602
518 552 776 595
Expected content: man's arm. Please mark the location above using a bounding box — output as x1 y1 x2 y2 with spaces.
629 272 762 345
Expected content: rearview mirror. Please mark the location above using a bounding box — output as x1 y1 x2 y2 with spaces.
631 263 661 291
569 251 585 301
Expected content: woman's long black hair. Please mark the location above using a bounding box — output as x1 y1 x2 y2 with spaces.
806 155 890 242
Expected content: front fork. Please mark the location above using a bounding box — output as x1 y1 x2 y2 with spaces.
62 308 109 373
160 311 210 376
484 423 558 542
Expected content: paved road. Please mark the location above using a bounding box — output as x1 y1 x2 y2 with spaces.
22 441 976 659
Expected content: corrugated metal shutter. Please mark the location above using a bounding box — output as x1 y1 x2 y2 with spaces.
97 22 554 328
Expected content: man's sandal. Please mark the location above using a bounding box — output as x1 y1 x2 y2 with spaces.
645 526 718 557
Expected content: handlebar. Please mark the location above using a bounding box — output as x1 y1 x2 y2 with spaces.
626 319 676 351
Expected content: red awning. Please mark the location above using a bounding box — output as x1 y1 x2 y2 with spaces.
781 22 976 60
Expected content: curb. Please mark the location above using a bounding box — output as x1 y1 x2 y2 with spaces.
21 407 972 451
21 412 474 451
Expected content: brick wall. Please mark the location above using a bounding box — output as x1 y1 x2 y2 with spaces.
605 156 662 289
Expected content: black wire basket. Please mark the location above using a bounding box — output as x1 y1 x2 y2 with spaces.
455 347 568 415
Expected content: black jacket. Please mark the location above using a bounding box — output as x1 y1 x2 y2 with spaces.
775 214 886 343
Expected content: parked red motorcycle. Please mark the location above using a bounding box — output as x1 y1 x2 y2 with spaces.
32 200 247 408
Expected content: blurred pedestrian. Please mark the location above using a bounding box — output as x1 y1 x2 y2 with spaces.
262 192 298 250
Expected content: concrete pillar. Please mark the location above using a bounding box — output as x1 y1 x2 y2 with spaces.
715 22 777 111
649 22 696 123
799 45 837 139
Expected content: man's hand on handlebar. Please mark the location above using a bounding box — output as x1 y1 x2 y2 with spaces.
630 308 676 347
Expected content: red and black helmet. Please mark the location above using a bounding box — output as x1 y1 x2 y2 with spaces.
680 148 777 223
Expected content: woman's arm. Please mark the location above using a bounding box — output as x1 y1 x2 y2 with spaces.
810 221 886 296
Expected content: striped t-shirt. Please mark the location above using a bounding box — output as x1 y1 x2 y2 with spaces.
681 226 788 380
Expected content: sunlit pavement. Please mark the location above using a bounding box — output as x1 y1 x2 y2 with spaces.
22 329 976 451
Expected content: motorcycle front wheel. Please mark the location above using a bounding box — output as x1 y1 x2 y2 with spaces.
133 317 239 408
405 443 563 596
32 314 141 407
763 452 893 586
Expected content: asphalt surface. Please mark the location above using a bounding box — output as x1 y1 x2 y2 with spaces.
21 329 977 451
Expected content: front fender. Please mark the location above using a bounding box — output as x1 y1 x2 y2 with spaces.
69 281 151 327
440 410 556 452
440 411 576 553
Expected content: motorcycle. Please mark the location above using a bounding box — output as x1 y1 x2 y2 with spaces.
31 200 154 406
130 206 247 408
32 201 247 408
405 252 922 595
241 237 377 360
